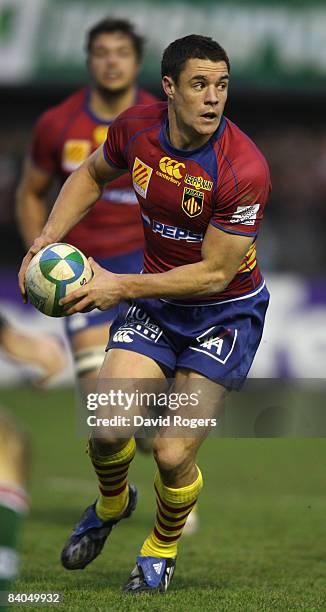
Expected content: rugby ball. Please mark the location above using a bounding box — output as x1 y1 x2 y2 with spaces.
25 243 92 317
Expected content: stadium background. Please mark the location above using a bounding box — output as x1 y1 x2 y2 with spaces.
0 1 326 608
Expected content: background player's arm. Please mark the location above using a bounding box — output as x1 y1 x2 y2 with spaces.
16 160 53 248
18 145 125 299
40 146 124 241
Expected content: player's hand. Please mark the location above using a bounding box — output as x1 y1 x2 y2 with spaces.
59 258 122 315
18 235 54 303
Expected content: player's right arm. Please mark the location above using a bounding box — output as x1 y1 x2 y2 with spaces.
18 145 124 301
16 109 59 249
15 160 53 248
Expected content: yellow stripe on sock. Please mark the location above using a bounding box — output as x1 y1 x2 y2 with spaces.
141 468 203 558
89 438 136 521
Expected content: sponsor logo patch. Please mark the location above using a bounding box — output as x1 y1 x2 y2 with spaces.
181 187 204 217
141 213 203 242
184 173 213 191
117 305 163 343
112 330 134 343
132 157 153 198
229 204 260 226
190 326 238 364
239 242 257 273
93 125 108 146
152 219 203 242
62 140 91 172
156 156 185 187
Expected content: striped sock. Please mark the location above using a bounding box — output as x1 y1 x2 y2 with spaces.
141 468 203 558
0 483 28 592
89 438 136 521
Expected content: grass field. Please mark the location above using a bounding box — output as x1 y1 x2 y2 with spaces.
1 386 326 611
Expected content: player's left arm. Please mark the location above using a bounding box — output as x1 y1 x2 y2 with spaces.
119 225 254 299
59 226 252 314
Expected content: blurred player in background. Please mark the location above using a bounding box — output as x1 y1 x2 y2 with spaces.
0 411 29 603
0 313 65 387
16 18 156 381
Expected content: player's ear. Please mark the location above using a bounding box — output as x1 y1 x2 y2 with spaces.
162 76 176 99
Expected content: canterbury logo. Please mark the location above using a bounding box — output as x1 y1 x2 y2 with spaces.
159 156 185 179
112 330 134 343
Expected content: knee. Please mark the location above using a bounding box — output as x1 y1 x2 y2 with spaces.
153 438 195 478
90 435 127 457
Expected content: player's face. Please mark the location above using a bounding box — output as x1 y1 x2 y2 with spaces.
88 32 140 93
166 58 229 141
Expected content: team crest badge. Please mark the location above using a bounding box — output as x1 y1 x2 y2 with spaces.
181 187 204 218
132 157 153 198
62 140 91 172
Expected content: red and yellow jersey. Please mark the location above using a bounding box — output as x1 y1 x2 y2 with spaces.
30 87 157 258
104 102 271 303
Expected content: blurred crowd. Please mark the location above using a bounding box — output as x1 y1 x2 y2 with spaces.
256 126 326 274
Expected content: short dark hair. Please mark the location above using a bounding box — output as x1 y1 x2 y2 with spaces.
86 18 145 61
161 34 230 83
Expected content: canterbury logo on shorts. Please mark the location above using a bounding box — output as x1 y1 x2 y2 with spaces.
112 330 134 343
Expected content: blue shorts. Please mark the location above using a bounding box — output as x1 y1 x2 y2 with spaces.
107 282 269 389
65 249 143 340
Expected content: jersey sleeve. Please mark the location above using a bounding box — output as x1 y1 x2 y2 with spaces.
211 153 271 237
30 110 60 174
103 117 129 170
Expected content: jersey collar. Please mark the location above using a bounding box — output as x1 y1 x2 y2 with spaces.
159 114 226 159
83 87 140 124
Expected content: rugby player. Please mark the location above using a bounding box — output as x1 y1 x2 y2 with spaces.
0 411 29 597
16 18 156 380
19 35 271 593
0 313 65 387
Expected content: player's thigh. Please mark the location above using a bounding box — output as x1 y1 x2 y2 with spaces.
175 367 228 414
100 347 167 379
174 367 228 438
153 368 228 464
91 349 168 442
